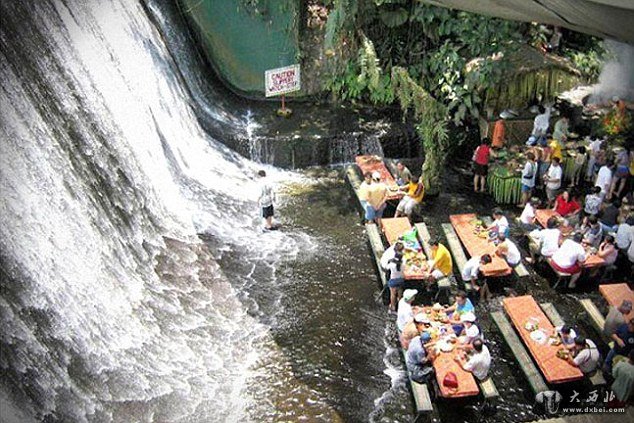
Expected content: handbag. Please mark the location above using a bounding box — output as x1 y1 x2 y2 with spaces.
442 371 459 389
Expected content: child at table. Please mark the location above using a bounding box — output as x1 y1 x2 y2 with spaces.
489 208 510 238
556 325 577 350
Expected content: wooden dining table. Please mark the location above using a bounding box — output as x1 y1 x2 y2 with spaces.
503 296 584 384
421 307 480 398
355 155 403 200
449 213 512 277
599 283 634 320
381 217 427 280
533 209 605 269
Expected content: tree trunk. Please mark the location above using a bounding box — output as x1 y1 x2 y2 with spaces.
421 139 446 197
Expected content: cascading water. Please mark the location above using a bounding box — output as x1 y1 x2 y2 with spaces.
0 1 341 421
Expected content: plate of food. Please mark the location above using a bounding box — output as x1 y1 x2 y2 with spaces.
548 336 562 346
530 329 547 344
556 349 570 360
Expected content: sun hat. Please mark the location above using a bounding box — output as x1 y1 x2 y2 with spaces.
403 289 418 302
460 312 476 323
414 313 430 324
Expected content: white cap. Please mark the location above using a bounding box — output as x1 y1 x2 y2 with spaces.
372 171 381 180
414 313 430 324
403 289 418 302
460 312 476 323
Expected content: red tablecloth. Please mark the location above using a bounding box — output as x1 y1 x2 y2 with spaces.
599 284 634 320
355 155 403 200
449 214 511 277
381 217 426 280
533 209 605 268
503 296 584 384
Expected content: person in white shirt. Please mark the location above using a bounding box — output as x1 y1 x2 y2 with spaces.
489 208 509 237
462 254 493 302
585 136 603 181
397 289 419 332
258 170 277 230
567 336 600 374
543 157 563 206
456 312 481 347
520 198 539 230
527 216 561 263
584 186 603 216
595 162 615 198
615 216 634 251
551 233 586 288
455 338 491 380
380 242 404 270
520 152 538 206
496 233 521 267
358 172 373 210
531 105 551 144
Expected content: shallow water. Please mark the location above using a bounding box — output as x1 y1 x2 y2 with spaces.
211 166 629 423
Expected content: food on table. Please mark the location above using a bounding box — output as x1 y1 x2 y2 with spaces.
556 349 570 360
548 336 562 346
524 318 539 332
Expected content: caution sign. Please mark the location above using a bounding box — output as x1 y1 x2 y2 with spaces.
265 64 301 97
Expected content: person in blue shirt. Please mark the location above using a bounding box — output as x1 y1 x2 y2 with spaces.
406 332 435 383
445 291 475 317
444 291 475 335
605 318 634 373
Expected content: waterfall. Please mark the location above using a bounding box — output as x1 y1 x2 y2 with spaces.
0 1 334 422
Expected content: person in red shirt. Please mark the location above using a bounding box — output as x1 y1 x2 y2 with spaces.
553 189 581 222
472 138 492 193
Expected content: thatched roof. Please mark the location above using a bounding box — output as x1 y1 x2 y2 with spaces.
467 45 583 112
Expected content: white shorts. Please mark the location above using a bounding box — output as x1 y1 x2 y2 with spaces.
397 196 419 215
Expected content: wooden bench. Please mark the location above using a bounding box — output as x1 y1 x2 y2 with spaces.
539 302 564 327
345 165 365 213
411 380 434 415
578 299 606 336
478 376 499 399
366 223 387 288
441 223 473 294
546 258 572 289
540 302 606 387
481 217 530 278
490 311 549 394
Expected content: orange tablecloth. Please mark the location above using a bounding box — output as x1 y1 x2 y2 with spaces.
503 296 584 384
533 210 604 269
449 214 511 277
381 217 427 279
355 155 403 200
599 284 634 320
421 308 480 398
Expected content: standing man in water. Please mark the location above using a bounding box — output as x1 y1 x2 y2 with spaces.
258 170 276 230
